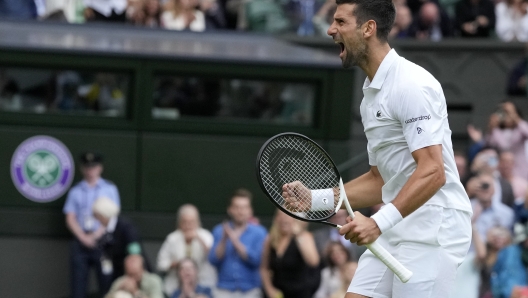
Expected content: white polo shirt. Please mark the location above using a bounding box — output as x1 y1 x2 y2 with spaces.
361 49 472 213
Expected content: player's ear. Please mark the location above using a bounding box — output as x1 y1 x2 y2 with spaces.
363 20 377 38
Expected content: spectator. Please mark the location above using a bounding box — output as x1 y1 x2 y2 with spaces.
492 223 528 298
171 258 213 298
84 0 128 22
312 0 337 36
507 58 527 96
208 189 267 298
469 173 514 241
105 255 164 298
389 4 412 39
328 261 358 298
161 0 225 31
94 197 151 284
314 242 352 298
478 226 512 297
454 150 470 185
499 151 528 204
487 101 528 180
63 152 120 298
455 0 495 37
260 210 320 298
495 0 528 42
0 0 37 19
468 147 515 207
129 0 162 27
157 204 215 296
312 209 364 263
408 2 452 40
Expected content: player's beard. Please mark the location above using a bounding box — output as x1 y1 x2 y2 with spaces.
342 38 369 69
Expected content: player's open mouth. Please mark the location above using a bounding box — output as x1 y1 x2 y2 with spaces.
335 41 345 58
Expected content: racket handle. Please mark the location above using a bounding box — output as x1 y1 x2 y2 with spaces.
366 241 413 283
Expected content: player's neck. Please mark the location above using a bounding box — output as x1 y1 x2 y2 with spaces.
362 43 392 82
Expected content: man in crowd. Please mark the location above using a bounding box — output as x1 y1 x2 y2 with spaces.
105 255 163 298
208 189 267 298
63 152 120 298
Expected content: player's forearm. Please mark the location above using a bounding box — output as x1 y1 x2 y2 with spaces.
343 169 384 210
391 162 445 218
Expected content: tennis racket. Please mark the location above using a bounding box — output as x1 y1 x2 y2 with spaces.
256 132 413 283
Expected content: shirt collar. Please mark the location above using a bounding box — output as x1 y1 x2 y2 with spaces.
81 178 103 189
363 49 399 90
107 216 118 233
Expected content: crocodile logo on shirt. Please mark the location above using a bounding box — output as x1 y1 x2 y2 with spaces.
376 110 382 118
417 127 424 134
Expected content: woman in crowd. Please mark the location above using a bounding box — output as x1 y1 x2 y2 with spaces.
486 101 528 180
171 258 213 298
260 210 320 298
478 226 513 298
495 0 528 42
314 241 353 298
329 261 358 298
156 204 215 296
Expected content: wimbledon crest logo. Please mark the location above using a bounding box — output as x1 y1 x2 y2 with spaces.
11 136 74 202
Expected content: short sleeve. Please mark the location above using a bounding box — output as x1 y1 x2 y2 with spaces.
394 85 445 153
62 188 77 214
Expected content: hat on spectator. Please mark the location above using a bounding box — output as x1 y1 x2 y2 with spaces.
93 196 120 219
80 152 103 166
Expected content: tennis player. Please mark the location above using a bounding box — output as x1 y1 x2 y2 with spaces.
282 0 473 297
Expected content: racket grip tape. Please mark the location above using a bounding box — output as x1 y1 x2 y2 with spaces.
366 241 413 283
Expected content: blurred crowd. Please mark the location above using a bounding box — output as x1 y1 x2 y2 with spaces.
2 0 528 39
64 152 363 298
449 100 528 298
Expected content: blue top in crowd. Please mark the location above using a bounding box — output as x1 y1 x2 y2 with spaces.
62 178 120 232
492 244 528 298
170 285 213 298
208 222 267 292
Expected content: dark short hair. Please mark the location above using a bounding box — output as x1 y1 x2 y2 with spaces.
335 0 395 42
228 188 253 206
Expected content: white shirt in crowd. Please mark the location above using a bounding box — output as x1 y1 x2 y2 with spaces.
84 0 128 17
313 267 342 298
156 228 215 295
495 2 528 42
161 10 206 32
361 49 472 213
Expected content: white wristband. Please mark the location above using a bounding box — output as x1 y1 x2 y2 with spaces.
310 188 334 211
371 203 403 234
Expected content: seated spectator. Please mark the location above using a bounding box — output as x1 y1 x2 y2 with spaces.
208 189 267 298
260 210 320 298
161 0 225 31
312 0 337 36
507 58 527 96
469 173 514 241
492 223 528 298
495 0 528 42
314 242 352 298
84 0 128 22
487 101 528 181
105 255 164 298
408 2 452 41
467 147 515 207
478 226 512 297
454 150 470 185
455 0 495 37
389 4 412 39
329 261 358 298
0 0 37 19
93 197 151 283
171 258 213 298
157 204 215 296
499 151 528 204
313 209 364 262
128 0 162 27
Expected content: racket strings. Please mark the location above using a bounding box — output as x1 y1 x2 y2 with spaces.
259 135 340 220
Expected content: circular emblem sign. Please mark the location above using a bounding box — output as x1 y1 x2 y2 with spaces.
11 136 74 202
